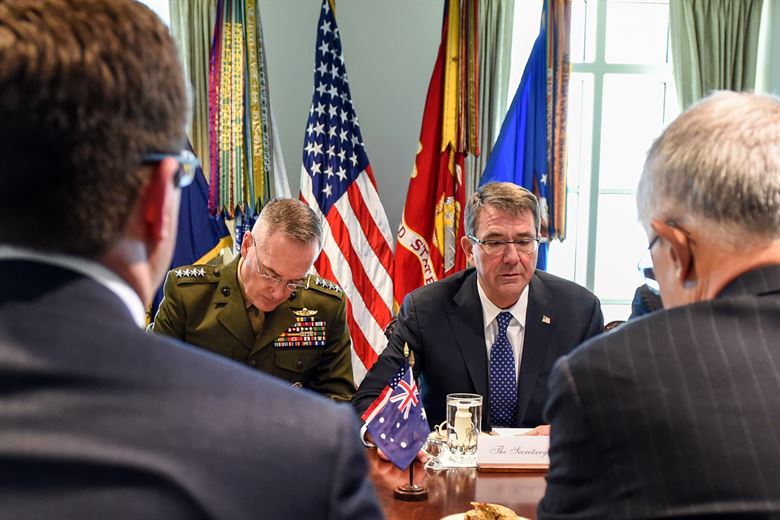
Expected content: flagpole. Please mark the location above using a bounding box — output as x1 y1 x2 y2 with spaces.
393 345 429 502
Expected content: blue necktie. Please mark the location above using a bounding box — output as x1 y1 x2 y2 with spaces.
490 311 517 427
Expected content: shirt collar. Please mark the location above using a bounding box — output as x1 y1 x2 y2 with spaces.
476 277 529 330
0 245 146 328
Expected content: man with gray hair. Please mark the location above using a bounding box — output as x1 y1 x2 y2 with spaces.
539 91 780 519
152 198 355 401
0 1 380 518
354 182 603 440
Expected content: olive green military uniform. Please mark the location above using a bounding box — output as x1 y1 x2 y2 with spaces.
150 256 354 401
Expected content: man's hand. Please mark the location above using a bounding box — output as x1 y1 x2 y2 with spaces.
520 424 551 436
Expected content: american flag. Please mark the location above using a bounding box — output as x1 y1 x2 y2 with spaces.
299 0 394 384
360 364 405 424
364 364 429 470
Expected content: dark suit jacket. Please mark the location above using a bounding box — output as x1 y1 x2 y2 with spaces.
353 268 603 430
539 265 780 520
0 260 381 520
629 283 663 320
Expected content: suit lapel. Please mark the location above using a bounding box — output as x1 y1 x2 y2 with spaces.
215 258 254 351
450 271 490 401
516 273 553 423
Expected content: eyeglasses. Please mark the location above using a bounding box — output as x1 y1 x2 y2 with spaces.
637 233 661 293
141 149 200 188
467 235 545 255
251 235 310 291
637 220 691 293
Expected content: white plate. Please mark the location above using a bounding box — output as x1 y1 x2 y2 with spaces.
440 512 531 520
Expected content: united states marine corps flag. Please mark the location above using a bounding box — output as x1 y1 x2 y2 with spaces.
394 0 479 309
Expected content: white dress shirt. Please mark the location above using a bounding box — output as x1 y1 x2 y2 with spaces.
0 245 146 328
476 280 529 381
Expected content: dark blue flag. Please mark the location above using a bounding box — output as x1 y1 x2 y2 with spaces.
364 364 429 470
479 29 549 270
149 147 232 322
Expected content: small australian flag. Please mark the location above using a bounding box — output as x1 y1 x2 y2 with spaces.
363 363 429 469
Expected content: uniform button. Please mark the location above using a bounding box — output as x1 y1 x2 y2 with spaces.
221 287 231 296
288 292 297 301
214 269 221 277
249 359 257 367
296 359 303 368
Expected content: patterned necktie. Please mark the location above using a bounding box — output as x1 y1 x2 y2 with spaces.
490 311 517 427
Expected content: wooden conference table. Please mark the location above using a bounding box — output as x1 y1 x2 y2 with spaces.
367 448 547 520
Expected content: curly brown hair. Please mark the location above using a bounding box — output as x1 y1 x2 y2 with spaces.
0 0 187 256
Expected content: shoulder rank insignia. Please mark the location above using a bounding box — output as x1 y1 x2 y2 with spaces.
175 267 206 278
313 277 342 294
292 307 318 317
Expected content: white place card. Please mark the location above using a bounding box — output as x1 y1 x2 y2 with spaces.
476 429 549 472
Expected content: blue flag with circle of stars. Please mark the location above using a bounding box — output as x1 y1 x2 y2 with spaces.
479 29 549 270
364 362 429 470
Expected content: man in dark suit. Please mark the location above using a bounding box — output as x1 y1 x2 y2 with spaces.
539 91 780 519
0 1 381 519
628 283 663 319
353 182 603 437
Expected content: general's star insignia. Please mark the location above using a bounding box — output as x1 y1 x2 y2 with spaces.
175 267 206 278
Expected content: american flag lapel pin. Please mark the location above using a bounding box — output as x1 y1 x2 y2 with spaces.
542 315 551 324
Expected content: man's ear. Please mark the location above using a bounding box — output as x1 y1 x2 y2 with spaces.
655 221 695 286
240 230 253 259
142 159 178 242
461 235 474 264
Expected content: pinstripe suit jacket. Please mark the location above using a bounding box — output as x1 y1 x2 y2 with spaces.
539 265 780 520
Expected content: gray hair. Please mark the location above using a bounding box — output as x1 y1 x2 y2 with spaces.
255 198 322 248
465 182 541 236
637 91 780 244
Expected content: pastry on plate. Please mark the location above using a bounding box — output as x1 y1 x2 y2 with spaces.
463 501 519 520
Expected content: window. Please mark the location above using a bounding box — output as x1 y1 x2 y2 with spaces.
511 0 678 322
139 0 170 27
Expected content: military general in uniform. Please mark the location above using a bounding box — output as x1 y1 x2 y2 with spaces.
151 198 354 401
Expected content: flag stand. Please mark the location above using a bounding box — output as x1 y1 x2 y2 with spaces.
393 347 428 501
393 462 428 501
